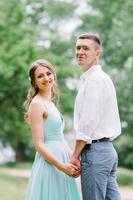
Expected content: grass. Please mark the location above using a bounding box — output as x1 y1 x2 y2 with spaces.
117 167 133 186
0 161 32 169
0 163 133 200
0 162 31 200
0 173 28 200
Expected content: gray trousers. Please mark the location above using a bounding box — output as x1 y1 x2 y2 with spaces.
81 141 121 200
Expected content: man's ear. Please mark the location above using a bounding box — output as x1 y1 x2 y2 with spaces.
96 50 101 57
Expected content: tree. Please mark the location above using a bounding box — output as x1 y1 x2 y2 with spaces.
76 0 133 135
0 0 38 161
0 0 77 161
73 0 133 168
0 0 132 167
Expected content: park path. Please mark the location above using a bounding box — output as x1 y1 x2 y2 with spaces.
0 167 133 200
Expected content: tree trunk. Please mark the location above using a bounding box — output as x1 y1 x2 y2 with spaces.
16 142 25 162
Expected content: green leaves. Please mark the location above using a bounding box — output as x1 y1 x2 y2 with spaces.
0 0 132 163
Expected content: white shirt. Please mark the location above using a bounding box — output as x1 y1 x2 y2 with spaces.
74 65 121 144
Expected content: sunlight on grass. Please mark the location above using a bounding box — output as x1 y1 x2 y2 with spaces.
0 164 133 200
0 162 32 169
0 174 28 200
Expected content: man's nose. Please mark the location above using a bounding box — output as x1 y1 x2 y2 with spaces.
78 48 84 54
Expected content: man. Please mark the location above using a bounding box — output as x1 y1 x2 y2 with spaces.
71 33 121 200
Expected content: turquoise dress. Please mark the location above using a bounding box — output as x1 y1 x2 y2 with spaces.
25 101 81 200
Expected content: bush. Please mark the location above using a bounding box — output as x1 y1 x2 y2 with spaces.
117 168 133 186
114 135 133 169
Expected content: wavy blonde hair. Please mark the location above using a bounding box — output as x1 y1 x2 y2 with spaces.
23 59 58 120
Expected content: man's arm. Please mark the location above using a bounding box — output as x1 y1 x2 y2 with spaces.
70 140 86 177
71 80 101 176
72 140 87 160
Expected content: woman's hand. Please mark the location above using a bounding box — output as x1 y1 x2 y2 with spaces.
59 163 80 177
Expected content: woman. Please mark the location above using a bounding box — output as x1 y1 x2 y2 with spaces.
24 59 81 200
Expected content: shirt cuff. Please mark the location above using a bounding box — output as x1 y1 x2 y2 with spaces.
74 131 92 144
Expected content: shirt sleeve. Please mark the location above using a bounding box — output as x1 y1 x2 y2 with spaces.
74 80 102 143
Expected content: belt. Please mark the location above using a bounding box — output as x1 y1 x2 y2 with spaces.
92 137 110 143
83 137 110 150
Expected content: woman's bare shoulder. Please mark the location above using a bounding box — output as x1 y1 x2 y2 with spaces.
29 96 48 117
30 96 42 106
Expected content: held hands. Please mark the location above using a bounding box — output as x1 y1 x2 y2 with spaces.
70 156 81 178
61 163 80 177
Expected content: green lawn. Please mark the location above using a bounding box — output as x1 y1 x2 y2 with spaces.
0 163 133 200
0 174 28 200
0 162 32 169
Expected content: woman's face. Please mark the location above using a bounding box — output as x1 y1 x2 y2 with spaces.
34 66 55 91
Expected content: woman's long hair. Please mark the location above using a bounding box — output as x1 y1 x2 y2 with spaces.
23 59 58 120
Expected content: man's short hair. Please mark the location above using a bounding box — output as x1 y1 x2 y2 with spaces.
77 32 101 49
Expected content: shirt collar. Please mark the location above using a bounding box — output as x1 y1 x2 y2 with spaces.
80 64 102 81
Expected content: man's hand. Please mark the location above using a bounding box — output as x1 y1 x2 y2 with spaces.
59 163 80 177
69 140 86 178
70 156 81 178
70 156 80 169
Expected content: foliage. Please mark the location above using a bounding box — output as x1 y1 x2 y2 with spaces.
0 0 77 161
114 135 133 169
117 168 133 186
0 0 133 165
0 0 37 160
74 0 133 168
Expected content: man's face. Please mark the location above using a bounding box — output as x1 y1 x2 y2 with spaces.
75 39 100 72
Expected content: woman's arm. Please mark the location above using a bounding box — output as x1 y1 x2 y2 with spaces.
28 102 78 176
